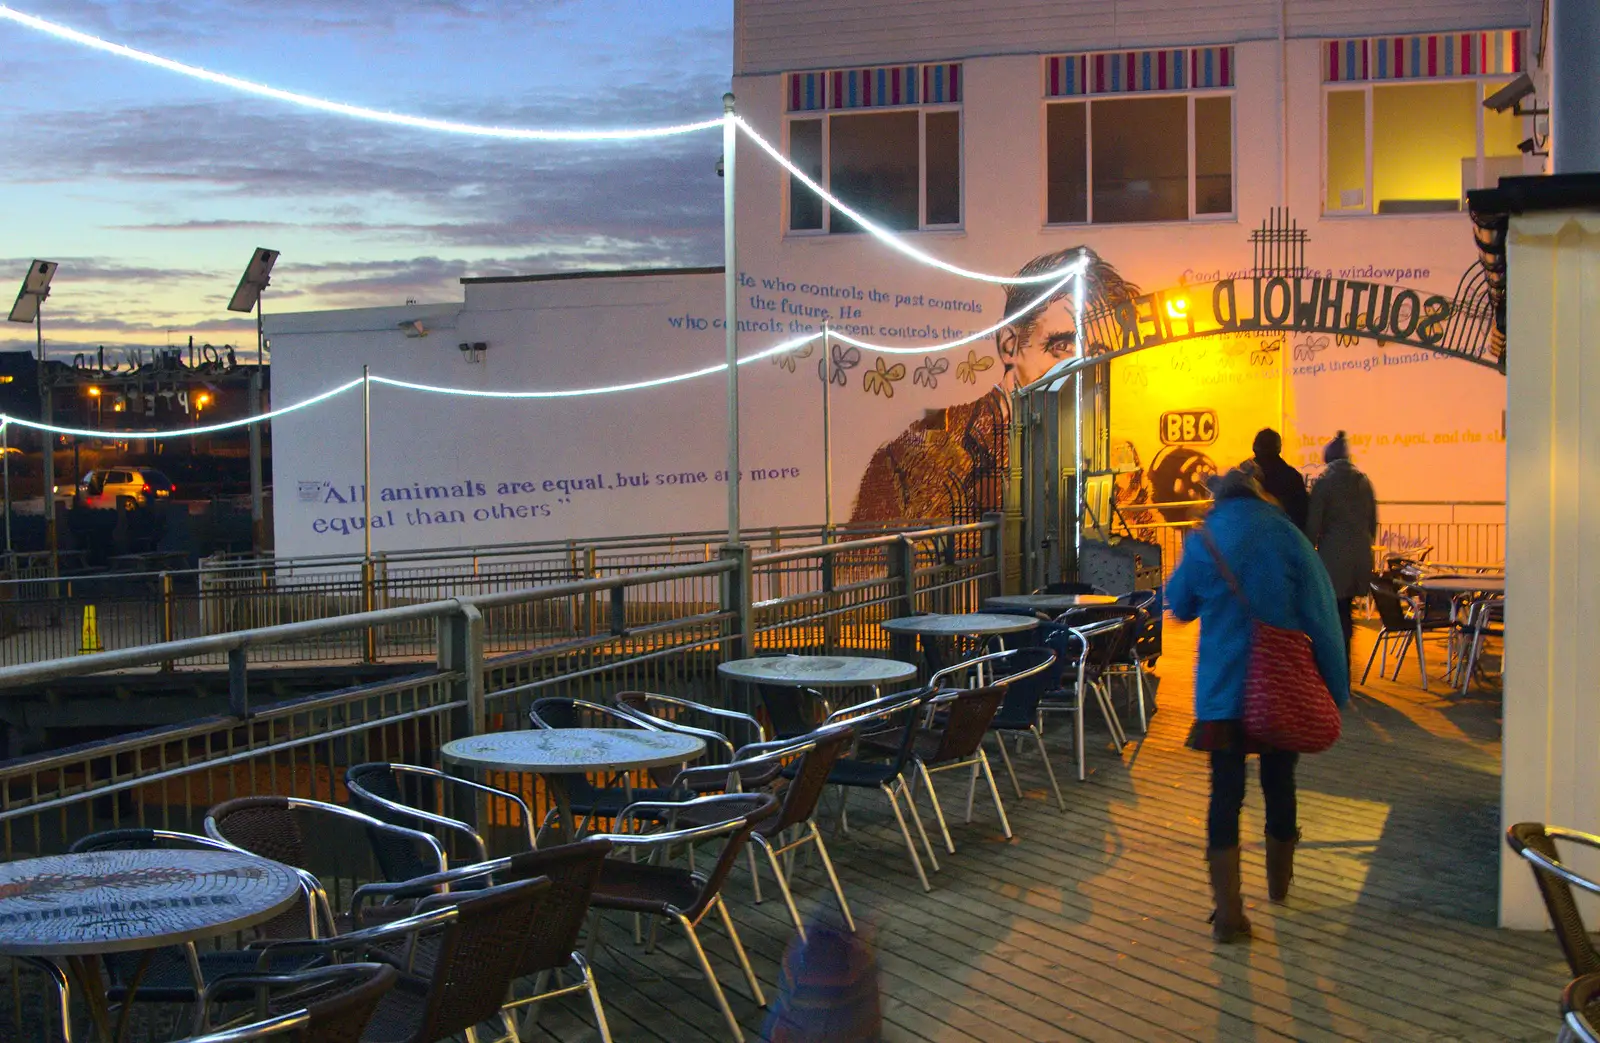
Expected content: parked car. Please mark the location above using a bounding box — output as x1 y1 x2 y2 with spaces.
71 468 176 509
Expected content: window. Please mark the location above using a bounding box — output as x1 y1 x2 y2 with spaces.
784 64 963 234
1321 31 1530 215
1045 94 1234 224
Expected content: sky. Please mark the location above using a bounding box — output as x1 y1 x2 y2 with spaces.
0 0 733 358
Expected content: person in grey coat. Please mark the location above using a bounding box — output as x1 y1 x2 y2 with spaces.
1307 431 1379 667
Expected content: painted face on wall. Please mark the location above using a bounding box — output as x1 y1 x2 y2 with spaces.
996 293 1080 390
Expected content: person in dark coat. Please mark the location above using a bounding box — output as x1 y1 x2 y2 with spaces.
1307 431 1380 667
1251 428 1310 532
1168 463 1347 943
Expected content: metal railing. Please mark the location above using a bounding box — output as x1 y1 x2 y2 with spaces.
0 517 1001 867
0 521 949 668
1121 500 1505 582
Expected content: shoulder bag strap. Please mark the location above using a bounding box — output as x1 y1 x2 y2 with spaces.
1197 525 1251 617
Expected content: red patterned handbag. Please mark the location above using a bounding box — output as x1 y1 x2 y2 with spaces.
1199 528 1342 754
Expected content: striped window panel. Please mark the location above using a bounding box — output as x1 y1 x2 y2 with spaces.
787 71 826 112
922 63 962 104
1045 47 1232 97
1324 29 1524 82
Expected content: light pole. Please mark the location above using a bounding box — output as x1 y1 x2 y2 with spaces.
227 248 279 557
722 94 740 544
7 261 58 576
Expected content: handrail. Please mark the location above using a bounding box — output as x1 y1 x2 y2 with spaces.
0 559 736 689
752 520 988 566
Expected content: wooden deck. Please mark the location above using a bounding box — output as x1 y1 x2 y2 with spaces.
522 619 1567 1043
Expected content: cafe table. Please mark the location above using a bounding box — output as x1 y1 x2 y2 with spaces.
983 593 1120 614
0 848 304 1043
441 728 705 841
718 655 918 738
881 613 1040 684
1413 574 1506 596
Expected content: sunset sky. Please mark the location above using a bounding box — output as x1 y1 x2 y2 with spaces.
0 1 731 359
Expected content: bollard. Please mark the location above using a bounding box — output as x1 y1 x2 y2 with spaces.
77 605 103 654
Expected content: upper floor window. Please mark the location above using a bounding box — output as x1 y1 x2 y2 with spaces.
784 64 962 234
1322 31 1529 215
1044 47 1236 225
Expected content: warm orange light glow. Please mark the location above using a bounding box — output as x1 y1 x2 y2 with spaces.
1166 294 1190 320
197 393 212 407
87 386 101 397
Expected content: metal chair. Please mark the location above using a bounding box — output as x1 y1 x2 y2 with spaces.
613 692 779 793
1506 823 1600 977
819 687 941 891
204 796 445 936
905 685 1013 854
178 1011 307 1042
1037 616 1133 781
251 878 552 1043
591 793 781 1043
1455 594 1504 695
347 838 616 1043
345 761 536 864
1109 589 1161 728
1562 972 1600 1043
191 963 397 1042
677 723 858 941
1365 576 1455 690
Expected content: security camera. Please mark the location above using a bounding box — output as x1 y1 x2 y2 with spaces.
1483 73 1545 115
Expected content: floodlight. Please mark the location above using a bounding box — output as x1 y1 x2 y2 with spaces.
7 260 56 324
227 247 279 313
1484 74 1545 115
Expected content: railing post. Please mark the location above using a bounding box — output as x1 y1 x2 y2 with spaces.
982 511 1007 598
159 572 175 673
821 552 839 655
581 546 598 638
361 559 377 663
228 647 251 719
887 536 918 662
439 602 486 739
719 544 752 661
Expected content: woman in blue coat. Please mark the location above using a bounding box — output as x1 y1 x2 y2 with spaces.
1167 464 1348 942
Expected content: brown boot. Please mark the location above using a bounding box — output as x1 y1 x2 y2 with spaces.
1265 832 1299 902
1206 847 1252 943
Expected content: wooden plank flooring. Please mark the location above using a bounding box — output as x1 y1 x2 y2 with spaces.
519 619 1568 1043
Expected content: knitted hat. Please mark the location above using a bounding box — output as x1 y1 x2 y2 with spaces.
1324 431 1350 463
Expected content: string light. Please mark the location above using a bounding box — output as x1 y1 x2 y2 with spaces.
735 119 1087 286
0 6 724 142
829 267 1081 355
3 378 364 440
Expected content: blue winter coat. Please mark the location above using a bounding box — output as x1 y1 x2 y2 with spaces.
1167 496 1350 722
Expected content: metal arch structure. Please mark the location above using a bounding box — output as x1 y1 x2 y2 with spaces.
1070 268 1504 373
1006 259 1505 591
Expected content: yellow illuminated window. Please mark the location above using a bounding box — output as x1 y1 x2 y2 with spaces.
1325 90 1366 211
1324 76 1529 216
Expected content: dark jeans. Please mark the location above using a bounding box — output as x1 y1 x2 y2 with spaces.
1208 749 1299 849
1337 597 1355 663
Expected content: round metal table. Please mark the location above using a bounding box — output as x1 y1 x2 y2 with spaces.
983 593 1120 614
442 728 706 840
718 656 918 739
1414 575 1505 595
882 613 1040 684
0 849 303 1042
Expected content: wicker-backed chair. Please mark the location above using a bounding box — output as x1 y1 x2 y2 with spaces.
64 828 325 1015
818 687 941 891
178 1011 307 1042
965 647 1064 809
192 963 397 1042
348 838 616 1042
904 686 1012 854
1108 589 1161 728
204 796 445 935
1366 576 1456 690
592 793 780 1043
345 761 536 865
676 723 858 940
252 878 551 1043
1506 823 1600 977
1563 972 1600 1043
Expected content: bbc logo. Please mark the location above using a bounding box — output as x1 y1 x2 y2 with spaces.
1161 410 1217 446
